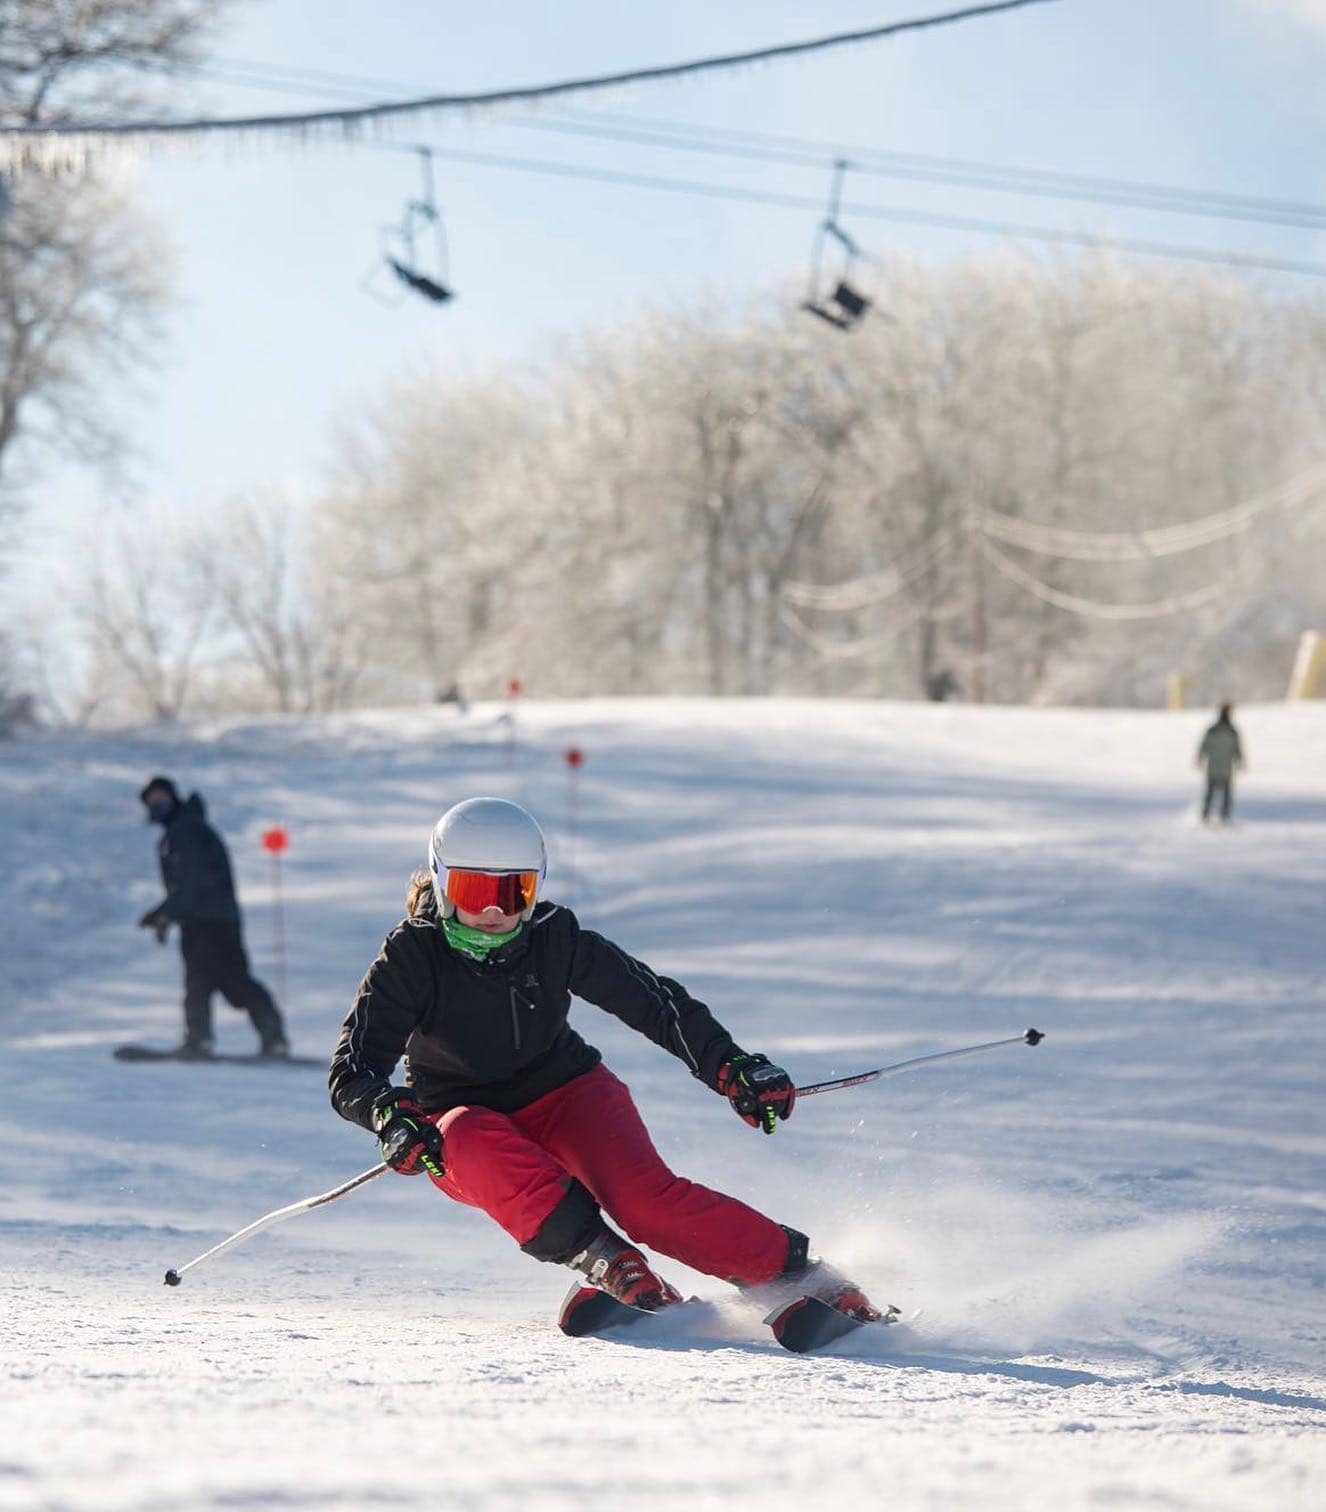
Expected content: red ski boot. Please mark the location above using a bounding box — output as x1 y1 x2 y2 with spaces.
570 1229 681 1312
811 1274 886 1323
763 1264 899 1353
741 1229 900 1351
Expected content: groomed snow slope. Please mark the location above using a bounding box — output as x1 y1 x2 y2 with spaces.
1 698 1324 1512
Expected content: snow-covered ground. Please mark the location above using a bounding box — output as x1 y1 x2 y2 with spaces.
2 698 1324 1511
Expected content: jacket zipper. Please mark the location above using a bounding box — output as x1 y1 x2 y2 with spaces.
509 986 523 1051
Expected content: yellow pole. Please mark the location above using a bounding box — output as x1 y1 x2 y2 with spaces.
1287 632 1326 699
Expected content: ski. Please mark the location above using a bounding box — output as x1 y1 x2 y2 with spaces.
559 1276 903 1353
765 1294 902 1354
559 1282 647 1337
113 1044 322 1068
557 1280 703 1338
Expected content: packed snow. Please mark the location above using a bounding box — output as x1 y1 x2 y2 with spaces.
1 697 1324 1511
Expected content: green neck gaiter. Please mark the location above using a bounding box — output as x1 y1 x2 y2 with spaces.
442 915 523 962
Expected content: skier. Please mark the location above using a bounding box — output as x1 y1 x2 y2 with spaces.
1196 703 1245 824
329 796 881 1328
138 775 289 1058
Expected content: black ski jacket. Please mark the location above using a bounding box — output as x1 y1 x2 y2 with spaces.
329 894 741 1130
153 794 241 926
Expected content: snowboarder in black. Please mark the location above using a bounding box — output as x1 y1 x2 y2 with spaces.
138 775 289 1058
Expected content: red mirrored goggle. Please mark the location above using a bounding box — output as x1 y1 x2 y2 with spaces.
440 868 539 915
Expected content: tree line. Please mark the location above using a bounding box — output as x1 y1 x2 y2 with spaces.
32 250 1326 724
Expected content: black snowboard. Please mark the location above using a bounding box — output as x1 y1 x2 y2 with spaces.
114 1043 322 1068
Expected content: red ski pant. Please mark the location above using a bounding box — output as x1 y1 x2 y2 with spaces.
427 1064 790 1285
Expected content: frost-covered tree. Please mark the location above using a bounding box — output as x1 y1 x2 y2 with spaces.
0 1 221 126
204 494 366 714
316 374 547 703
78 518 218 721
0 175 165 498
0 0 228 721
308 255 1325 709
0 0 226 496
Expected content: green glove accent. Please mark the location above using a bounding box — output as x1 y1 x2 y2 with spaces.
717 1053 797 1135
372 1092 445 1177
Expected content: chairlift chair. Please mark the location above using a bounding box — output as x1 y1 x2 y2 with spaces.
803 159 873 332
365 146 454 307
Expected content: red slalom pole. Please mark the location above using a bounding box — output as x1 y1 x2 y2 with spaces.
505 678 522 769
261 825 290 1005
564 746 584 905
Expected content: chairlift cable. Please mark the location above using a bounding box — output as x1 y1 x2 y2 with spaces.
976 536 1235 621
977 462 1326 562
1 2 1057 163
373 141 1326 279
526 107 1326 232
149 55 1326 233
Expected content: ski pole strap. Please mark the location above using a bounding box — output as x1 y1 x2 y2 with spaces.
163 1161 389 1286
795 1028 1043 1099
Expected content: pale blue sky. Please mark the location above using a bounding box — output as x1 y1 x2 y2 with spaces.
18 0 1326 586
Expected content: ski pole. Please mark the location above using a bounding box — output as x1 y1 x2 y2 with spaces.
163 1161 389 1286
796 1027 1044 1099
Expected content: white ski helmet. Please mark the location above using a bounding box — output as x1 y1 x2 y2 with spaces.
428 797 547 921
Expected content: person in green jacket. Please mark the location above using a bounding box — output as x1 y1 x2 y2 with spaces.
1196 703 1245 823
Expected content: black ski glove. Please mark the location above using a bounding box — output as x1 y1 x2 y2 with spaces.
717 1053 796 1136
138 906 169 944
372 1089 445 1177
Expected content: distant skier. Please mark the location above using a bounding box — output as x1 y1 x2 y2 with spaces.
329 797 881 1327
1195 704 1245 824
138 775 289 1058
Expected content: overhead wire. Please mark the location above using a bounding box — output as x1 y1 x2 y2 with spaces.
35 29 1324 277
782 529 960 611
978 461 1326 560
778 596 958 661
976 536 1235 620
0 1 1054 163
363 141 1326 278
530 106 1326 231
779 461 1326 640
130 51 1326 235
512 113 1326 233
